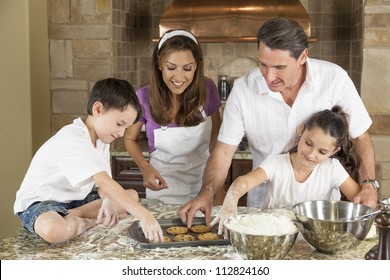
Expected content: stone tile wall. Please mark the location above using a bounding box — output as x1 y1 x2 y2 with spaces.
48 0 364 133
361 0 390 198
48 0 113 131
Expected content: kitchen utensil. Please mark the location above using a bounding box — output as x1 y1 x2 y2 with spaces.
223 213 301 260
218 75 230 100
337 208 381 222
292 200 375 254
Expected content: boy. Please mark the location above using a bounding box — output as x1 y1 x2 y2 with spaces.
14 78 163 244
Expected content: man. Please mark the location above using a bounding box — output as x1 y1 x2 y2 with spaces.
178 17 379 227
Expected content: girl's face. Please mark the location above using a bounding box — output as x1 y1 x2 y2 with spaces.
160 49 197 96
93 103 138 144
296 126 340 169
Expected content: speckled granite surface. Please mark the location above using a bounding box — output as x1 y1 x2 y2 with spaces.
0 199 378 260
111 149 253 160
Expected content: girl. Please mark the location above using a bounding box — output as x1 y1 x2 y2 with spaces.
213 106 361 233
124 30 222 204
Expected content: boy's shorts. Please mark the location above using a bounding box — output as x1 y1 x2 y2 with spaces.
17 192 100 234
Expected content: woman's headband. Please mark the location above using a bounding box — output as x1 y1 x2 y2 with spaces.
158 30 198 50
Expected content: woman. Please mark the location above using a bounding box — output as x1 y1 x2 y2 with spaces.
124 30 222 204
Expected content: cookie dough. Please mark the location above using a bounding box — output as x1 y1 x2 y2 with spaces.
190 225 211 233
167 226 188 235
198 232 219 240
173 234 195 242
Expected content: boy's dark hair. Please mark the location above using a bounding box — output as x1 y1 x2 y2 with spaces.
304 106 358 176
87 78 142 124
257 17 308 59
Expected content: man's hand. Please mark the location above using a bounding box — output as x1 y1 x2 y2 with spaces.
353 184 379 208
178 192 214 228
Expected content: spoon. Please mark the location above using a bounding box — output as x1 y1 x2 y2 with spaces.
338 209 381 222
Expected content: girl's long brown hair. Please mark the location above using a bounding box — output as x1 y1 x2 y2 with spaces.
304 106 358 176
149 30 207 126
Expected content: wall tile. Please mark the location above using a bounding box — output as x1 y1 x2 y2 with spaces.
364 28 390 47
50 0 70 23
73 58 112 80
361 48 390 113
49 25 111 39
369 114 390 135
73 39 111 58
52 90 89 114
50 79 88 90
96 0 111 14
51 114 83 133
50 40 73 78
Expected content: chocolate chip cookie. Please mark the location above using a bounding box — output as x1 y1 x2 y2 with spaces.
173 234 195 242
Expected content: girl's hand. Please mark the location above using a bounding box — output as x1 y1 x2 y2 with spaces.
211 190 239 237
97 198 119 228
143 165 168 191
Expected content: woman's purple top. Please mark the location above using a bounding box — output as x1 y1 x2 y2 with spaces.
137 79 221 153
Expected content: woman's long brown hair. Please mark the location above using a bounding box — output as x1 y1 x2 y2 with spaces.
149 31 207 126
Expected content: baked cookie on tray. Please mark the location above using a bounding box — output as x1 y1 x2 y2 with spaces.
173 234 195 242
198 232 219 241
189 225 211 233
148 236 171 243
166 226 188 235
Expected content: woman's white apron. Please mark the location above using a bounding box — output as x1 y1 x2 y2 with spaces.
147 110 212 204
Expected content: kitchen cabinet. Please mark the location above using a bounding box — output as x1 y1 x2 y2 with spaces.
111 156 146 198
112 155 252 206
213 159 252 206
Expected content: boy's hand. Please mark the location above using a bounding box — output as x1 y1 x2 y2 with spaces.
139 213 163 243
97 198 119 227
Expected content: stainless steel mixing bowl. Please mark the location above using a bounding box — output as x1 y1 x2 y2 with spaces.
223 213 301 260
292 200 376 254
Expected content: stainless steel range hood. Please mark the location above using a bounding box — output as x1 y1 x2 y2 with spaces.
158 0 313 43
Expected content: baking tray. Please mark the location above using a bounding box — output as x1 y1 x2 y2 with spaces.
128 217 230 248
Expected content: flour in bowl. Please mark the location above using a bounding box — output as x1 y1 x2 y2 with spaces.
225 213 297 236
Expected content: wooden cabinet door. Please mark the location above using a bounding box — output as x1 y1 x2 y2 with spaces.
111 156 146 198
231 159 252 206
213 159 252 206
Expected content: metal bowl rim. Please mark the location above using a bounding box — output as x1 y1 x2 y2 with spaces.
292 200 376 223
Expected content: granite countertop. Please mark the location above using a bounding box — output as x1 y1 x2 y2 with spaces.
0 199 378 260
112 149 252 161
112 136 253 160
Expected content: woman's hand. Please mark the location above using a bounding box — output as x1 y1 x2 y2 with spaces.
97 198 119 228
143 165 168 191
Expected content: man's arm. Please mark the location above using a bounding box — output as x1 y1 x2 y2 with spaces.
352 131 379 208
178 140 237 227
